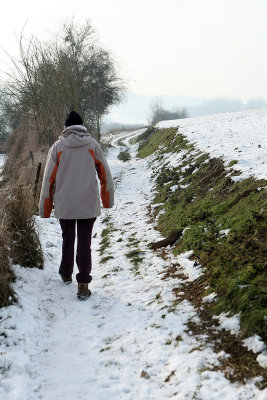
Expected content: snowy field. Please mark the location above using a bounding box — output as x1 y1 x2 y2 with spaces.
157 106 267 181
0 115 266 399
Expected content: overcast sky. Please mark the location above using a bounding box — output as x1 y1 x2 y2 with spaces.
1 0 267 102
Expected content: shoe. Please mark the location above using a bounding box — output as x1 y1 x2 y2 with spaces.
59 272 72 284
77 283 91 300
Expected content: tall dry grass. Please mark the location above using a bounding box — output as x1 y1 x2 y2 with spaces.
0 118 49 307
2 119 50 192
0 191 15 307
1 185 44 269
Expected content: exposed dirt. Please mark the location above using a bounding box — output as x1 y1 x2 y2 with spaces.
160 256 267 389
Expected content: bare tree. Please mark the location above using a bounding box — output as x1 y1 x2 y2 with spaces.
1 19 126 144
148 97 163 126
148 97 189 126
0 93 11 138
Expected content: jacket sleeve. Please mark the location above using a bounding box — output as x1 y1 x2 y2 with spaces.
93 143 114 208
39 143 61 218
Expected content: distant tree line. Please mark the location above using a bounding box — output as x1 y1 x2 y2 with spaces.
0 19 125 143
148 98 188 125
101 120 146 134
188 97 267 117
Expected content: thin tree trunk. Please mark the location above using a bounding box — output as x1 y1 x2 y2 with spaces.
96 115 101 143
33 162 42 199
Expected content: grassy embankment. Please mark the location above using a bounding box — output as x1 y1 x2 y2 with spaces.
136 127 266 342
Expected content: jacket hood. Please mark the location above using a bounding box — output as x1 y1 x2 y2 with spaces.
59 125 92 148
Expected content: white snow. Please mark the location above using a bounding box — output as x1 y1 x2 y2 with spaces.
202 293 217 303
257 352 267 369
215 313 241 335
243 335 267 354
157 106 267 180
0 124 266 399
176 250 204 281
170 184 178 192
243 335 267 369
219 229 230 237
180 183 190 189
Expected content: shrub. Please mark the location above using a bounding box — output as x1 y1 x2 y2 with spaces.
118 149 131 162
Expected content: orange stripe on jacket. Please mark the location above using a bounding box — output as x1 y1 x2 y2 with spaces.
88 149 110 208
43 151 63 217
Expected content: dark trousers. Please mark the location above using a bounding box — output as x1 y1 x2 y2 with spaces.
59 218 96 283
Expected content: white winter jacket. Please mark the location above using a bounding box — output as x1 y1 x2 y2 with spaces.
39 125 114 219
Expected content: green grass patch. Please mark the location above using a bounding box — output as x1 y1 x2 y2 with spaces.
98 219 114 256
100 255 114 264
134 126 157 147
101 216 111 224
138 127 193 159
126 234 140 248
126 249 144 266
140 127 267 341
125 234 144 271
116 138 127 147
228 160 238 167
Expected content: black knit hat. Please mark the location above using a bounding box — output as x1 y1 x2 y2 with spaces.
65 110 83 127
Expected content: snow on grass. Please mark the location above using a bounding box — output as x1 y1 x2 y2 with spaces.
202 292 217 303
219 229 230 237
0 129 266 399
243 335 267 354
257 352 267 369
157 106 267 180
170 184 178 192
215 313 241 335
242 335 267 368
175 250 204 281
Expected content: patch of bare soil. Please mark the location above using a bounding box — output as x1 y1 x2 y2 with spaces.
160 259 267 389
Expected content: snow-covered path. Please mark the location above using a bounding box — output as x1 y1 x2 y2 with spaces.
0 131 266 400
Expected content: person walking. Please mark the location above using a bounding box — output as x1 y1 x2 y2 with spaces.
39 110 114 300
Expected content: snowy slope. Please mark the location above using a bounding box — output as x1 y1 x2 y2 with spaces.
0 127 266 399
157 107 267 180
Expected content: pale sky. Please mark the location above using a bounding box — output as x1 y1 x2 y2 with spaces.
1 0 267 101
